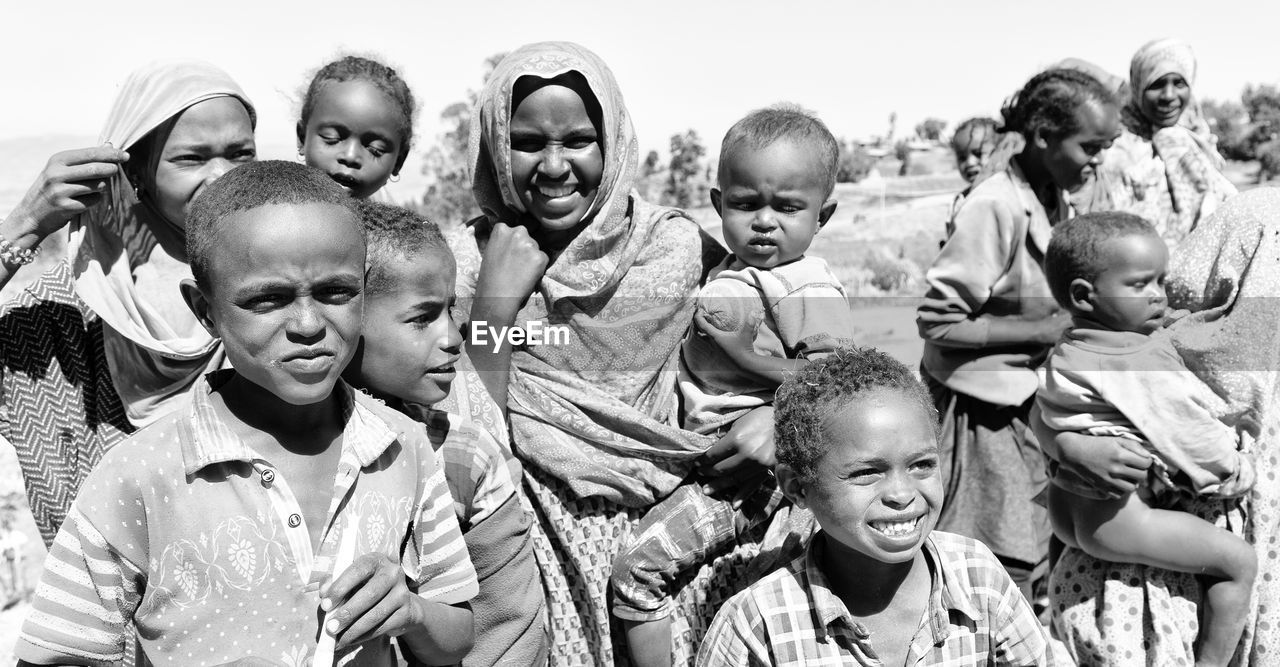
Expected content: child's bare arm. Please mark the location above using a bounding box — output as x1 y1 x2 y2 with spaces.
693 309 808 386
322 554 474 664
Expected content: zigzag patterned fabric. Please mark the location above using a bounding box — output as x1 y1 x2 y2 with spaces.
1 261 132 546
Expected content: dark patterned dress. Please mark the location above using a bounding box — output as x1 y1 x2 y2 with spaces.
1 260 132 546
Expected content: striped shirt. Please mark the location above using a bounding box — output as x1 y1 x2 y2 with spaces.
407 404 519 529
697 531 1053 666
16 371 477 666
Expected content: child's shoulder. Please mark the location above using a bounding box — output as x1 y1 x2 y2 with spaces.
391 403 514 479
926 530 1017 590
351 390 429 439
100 403 192 468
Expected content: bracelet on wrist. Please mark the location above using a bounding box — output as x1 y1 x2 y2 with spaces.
0 232 41 267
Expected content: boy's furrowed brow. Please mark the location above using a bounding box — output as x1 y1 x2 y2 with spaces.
231 280 294 297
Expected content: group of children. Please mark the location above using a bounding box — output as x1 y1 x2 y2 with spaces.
8 49 1255 667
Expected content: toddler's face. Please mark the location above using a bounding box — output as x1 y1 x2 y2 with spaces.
951 126 996 185
299 79 406 199
349 248 462 406
150 97 256 228
199 203 365 405
1086 233 1168 334
714 139 834 269
508 80 603 247
795 389 941 565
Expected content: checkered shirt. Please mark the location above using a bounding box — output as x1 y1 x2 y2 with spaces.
696 530 1053 666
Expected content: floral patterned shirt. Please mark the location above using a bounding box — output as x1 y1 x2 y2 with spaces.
15 371 477 666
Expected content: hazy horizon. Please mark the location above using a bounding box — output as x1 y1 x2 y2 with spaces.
6 0 1278 165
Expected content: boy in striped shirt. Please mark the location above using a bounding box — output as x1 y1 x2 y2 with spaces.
342 201 546 667
16 162 477 666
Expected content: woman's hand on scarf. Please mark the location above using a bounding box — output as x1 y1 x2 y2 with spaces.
699 405 776 508
8 146 129 243
1053 431 1152 499
477 221 548 307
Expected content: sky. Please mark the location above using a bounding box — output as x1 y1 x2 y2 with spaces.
5 0 1277 162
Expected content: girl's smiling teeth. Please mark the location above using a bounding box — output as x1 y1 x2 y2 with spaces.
870 516 922 537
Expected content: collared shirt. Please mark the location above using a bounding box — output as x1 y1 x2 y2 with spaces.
696 530 1053 666
918 162 1072 407
16 371 477 666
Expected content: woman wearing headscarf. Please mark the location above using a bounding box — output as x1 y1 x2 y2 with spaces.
0 60 256 546
1103 38 1236 244
1045 187 1280 664
448 41 787 666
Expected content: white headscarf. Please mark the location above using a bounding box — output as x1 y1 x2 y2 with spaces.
67 59 255 426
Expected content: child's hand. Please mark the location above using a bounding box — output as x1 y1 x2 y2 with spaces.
8 146 129 242
320 553 422 650
698 406 776 508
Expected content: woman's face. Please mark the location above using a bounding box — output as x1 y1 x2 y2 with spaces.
151 96 256 228
1140 73 1191 129
1040 99 1120 193
508 82 604 238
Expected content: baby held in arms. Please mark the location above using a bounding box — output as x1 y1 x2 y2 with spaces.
1038 211 1256 667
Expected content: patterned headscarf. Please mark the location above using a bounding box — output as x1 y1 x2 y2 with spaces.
1123 38 1214 143
470 41 634 241
1129 38 1197 107
68 59 255 426
463 42 719 506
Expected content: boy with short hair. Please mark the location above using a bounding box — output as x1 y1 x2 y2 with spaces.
613 105 852 666
343 200 546 667
1038 211 1256 666
15 161 477 666
697 347 1051 665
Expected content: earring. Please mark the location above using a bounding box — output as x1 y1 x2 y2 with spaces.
296 153 305 163
389 173 401 183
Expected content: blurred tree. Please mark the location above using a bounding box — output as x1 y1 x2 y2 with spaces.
836 141 875 183
1201 98 1252 160
635 149 664 201
1258 139 1280 182
663 130 710 207
417 53 506 228
642 150 662 176
1242 84 1280 154
894 139 912 176
914 118 948 141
